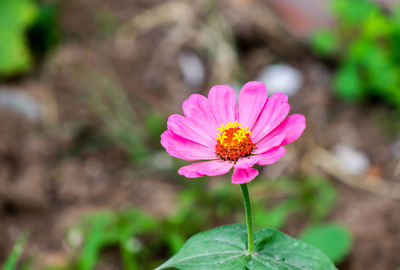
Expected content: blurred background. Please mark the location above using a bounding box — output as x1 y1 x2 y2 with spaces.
1 0 400 269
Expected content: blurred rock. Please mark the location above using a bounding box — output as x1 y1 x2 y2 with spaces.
333 144 370 175
178 52 205 88
0 87 43 121
256 63 303 97
392 139 400 159
151 151 173 170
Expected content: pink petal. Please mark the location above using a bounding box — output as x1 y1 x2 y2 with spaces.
197 160 233 176
279 114 306 145
254 114 305 154
178 162 205 178
167 114 216 148
161 130 217 161
238 81 268 130
232 167 259 184
182 94 219 139
178 160 233 178
253 133 285 155
256 146 286 165
251 92 290 143
235 147 286 168
208 85 237 125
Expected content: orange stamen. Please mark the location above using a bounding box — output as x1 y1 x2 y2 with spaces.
215 122 254 161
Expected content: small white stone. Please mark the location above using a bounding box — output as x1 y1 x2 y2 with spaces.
178 52 205 88
152 151 173 170
0 88 42 121
392 139 400 159
333 144 370 175
67 229 83 247
256 64 303 97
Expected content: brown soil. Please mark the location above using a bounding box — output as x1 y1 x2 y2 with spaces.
1 1 400 269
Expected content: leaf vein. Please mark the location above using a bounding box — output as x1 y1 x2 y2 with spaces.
171 251 243 264
253 254 303 270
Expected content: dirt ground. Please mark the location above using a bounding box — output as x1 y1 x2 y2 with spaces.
1 0 400 269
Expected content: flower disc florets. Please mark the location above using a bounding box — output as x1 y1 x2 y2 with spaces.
215 121 254 161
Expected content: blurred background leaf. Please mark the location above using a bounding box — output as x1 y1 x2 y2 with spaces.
1 233 27 270
0 0 37 76
299 223 352 264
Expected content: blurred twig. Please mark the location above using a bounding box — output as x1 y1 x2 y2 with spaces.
308 147 400 200
83 73 149 163
115 0 243 84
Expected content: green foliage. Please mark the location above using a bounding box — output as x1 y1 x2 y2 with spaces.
10 177 346 269
311 0 400 107
28 3 61 58
311 30 339 56
1 233 27 270
331 0 376 25
333 61 363 101
253 202 293 229
145 112 167 146
0 0 37 76
252 176 337 226
157 224 337 270
68 209 157 270
299 224 352 263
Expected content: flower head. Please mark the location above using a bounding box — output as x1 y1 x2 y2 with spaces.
161 81 306 184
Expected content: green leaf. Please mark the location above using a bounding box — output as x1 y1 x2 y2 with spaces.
1 233 27 270
299 224 352 263
0 0 37 76
333 62 363 101
363 10 390 39
253 203 292 229
332 0 376 25
28 3 61 58
311 30 339 56
249 228 337 270
78 221 105 270
156 225 249 270
75 209 157 270
157 224 337 270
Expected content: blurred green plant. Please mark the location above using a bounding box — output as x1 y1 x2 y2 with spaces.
28 2 61 59
69 210 157 270
0 0 37 76
311 0 400 107
145 112 167 147
94 7 118 38
84 76 150 163
9 176 351 269
1 233 27 270
252 176 337 227
299 223 352 264
0 0 60 77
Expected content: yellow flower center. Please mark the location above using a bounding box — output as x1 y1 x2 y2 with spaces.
215 121 254 161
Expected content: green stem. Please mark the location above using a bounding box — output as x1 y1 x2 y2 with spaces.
240 183 254 255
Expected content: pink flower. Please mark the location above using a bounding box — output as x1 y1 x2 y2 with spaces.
161 81 306 184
